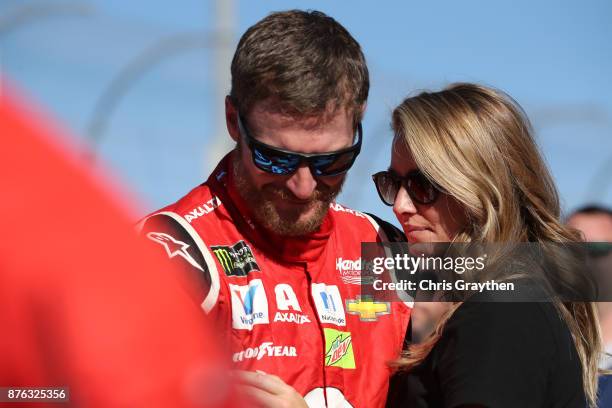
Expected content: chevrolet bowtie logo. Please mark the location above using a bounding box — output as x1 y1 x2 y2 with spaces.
346 297 391 321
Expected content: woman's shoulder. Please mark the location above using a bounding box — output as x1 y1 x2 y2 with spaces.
438 298 564 365
431 297 583 407
446 289 569 342
442 295 577 363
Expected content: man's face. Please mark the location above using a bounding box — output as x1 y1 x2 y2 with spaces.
567 213 612 242
228 100 356 236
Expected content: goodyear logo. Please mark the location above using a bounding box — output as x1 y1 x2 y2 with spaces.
211 240 260 276
346 296 391 322
324 328 355 369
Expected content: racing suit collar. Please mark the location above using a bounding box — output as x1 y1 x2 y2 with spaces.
209 152 334 264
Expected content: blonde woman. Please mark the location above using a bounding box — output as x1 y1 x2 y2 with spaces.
374 83 601 407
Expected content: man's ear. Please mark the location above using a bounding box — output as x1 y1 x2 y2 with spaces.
225 96 240 143
352 103 367 131
358 103 367 121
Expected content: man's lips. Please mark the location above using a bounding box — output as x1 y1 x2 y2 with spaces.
284 199 314 206
272 196 316 208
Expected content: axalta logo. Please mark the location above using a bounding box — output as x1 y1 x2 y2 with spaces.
329 203 365 218
273 284 311 324
232 342 297 362
229 279 269 330
312 283 346 326
274 311 310 324
324 328 355 369
184 196 221 223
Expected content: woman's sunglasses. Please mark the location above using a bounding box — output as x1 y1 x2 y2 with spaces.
237 113 362 177
372 170 441 206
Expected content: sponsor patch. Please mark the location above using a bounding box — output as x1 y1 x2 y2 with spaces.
335 257 362 285
311 283 346 326
229 279 269 330
273 311 311 324
329 203 365 218
232 342 297 362
183 196 222 223
272 283 311 324
146 231 203 271
211 240 260 276
346 296 391 322
324 328 355 369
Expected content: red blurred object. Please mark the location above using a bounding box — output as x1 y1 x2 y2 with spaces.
0 85 238 407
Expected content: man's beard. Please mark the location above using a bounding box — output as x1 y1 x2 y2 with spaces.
232 149 344 237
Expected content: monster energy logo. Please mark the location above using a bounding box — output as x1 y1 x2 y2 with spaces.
213 248 235 273
211 240 260 276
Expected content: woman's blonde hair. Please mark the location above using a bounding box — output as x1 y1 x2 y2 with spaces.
392 83 601 406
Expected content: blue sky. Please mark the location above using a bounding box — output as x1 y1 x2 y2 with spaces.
2 0 611 224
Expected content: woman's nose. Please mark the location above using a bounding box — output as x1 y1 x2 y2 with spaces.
393 186 417 218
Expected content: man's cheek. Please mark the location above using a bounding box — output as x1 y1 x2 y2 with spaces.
319 175 345 195
247 166 276 190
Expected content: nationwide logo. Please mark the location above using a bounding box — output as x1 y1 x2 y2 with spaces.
312 283 346 327
232 342 297 362
211 240 260 276
146 232 203 271
183 196 222 223
274 311 311 324
229 279 269 330
324 328 355 369
346 296 391 322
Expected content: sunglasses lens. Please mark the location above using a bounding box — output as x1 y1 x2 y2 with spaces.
373 172 398 206
406 172 437 204
252 147 300 175
586 242 612 258
310 151 358 176
372 170 439 206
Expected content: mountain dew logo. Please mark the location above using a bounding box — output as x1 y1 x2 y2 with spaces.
324 328 355 369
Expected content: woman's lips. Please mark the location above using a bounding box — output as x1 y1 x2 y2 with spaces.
404 225 432 243
405 225 430 233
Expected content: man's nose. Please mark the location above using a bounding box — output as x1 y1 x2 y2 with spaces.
393 186 417 217
285 165 317 200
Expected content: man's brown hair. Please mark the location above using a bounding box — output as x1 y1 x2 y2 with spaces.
230 10 369 125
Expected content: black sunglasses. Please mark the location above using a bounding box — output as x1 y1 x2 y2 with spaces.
237 113 362 177
586 242 612 258
372 170 441 206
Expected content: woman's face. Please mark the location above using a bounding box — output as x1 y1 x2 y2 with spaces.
390 138 467 243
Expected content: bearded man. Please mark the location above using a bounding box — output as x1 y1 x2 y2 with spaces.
139 10 410 408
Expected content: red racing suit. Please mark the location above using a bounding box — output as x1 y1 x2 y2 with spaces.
139 152 411 408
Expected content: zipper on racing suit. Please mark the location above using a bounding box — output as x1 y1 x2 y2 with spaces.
304 263 330 408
